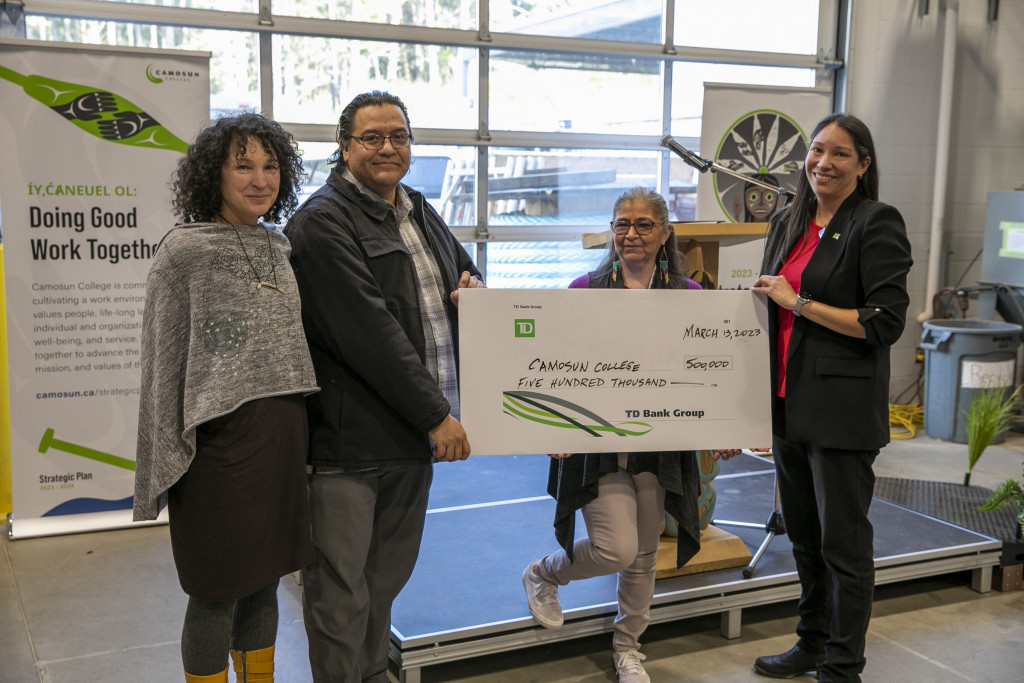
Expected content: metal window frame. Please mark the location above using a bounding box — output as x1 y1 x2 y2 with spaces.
22 0 843 265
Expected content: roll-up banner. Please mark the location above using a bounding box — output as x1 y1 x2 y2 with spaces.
0 39 209 539
695 83 831 290
1 245 11 518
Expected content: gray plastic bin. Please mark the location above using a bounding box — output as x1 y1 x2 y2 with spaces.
920 319 1022 443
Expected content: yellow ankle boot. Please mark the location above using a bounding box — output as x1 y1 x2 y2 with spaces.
184 668 228 682
229 645 274 682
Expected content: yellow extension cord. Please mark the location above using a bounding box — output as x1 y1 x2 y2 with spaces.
889 403 924 439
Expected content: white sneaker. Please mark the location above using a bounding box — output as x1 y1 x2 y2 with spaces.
614 649 651 683
521 560 563 629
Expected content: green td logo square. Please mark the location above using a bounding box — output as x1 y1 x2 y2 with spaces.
514 319 535 337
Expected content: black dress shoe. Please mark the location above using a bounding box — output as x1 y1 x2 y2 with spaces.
753 645 825 678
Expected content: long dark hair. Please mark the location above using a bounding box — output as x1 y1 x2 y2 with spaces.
763 113 879 268
171 112 303 224
594 187 686 282
328 90 412 169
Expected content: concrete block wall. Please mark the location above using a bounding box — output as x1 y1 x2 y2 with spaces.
847 0 1024 403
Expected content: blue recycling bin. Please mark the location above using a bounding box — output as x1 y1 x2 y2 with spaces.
920 319 1022 443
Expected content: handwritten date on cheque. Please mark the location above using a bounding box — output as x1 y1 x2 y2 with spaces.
682 323 762 341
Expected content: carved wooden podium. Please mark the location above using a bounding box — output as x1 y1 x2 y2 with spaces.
655 451 752 578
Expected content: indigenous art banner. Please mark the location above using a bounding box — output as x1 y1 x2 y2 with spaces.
458 288 772 456
696 83 831 290
0 39 209 538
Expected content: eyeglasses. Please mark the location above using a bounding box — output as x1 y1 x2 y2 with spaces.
349 132 414 150
610 219 661 235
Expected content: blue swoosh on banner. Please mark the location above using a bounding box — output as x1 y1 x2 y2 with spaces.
42 495 134 516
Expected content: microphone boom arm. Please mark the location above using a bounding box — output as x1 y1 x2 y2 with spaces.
661 134 794 198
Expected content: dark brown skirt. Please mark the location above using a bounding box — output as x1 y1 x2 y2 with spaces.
168 394 314 601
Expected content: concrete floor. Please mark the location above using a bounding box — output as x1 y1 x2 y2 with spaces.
2 431 1023 683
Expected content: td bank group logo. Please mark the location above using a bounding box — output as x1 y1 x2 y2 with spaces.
514 319 535 337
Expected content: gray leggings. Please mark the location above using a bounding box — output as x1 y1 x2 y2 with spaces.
181 580 279 675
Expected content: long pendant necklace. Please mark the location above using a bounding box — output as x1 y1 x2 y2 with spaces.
227 219 283 292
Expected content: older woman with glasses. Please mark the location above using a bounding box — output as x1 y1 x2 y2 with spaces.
521 187 713 683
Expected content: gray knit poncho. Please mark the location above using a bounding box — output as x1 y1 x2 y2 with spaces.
133 222 319 521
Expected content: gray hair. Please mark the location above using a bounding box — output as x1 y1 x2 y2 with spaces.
595 187 685 281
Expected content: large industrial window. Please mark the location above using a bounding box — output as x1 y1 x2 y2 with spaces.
21 0 835 286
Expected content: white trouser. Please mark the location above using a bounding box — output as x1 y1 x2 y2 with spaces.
538 467 666 651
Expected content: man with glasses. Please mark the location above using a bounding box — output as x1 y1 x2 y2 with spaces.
285 90 482 682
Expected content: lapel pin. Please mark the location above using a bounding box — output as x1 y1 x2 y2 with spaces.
832 233 840 239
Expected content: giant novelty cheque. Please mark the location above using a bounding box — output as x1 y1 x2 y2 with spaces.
459 288 772 455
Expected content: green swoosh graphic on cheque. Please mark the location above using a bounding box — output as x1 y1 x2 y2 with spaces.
502 391 652 437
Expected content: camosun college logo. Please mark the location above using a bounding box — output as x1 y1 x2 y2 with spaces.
146 63 202 84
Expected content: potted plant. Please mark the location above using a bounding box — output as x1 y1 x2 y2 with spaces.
979 460 1024 540
963 383 1023 487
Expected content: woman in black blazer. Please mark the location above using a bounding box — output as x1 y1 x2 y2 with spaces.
749 114 912 683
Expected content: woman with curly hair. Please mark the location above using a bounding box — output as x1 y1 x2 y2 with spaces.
133 112 319 682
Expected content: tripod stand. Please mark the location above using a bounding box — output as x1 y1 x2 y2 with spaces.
712 452 785 578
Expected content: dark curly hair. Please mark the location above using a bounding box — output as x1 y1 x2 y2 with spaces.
171 112 304 224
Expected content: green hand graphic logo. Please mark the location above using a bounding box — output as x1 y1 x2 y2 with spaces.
0 63 188 153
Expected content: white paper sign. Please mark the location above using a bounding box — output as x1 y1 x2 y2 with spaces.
960 359 1015 389
459 289 772 455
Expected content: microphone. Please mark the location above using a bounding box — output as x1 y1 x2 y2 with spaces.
662 133 795 200
661 134 712 173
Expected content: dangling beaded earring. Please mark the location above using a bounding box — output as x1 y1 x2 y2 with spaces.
658 245 669 284
611 260 621 281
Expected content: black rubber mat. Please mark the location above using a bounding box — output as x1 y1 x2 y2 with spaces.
874 477 1020 541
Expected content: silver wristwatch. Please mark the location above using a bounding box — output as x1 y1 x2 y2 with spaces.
793 292 812 317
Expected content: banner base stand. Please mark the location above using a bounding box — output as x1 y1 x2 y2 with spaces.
7 508 168 541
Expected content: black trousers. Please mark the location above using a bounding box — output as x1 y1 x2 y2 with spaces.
773 434 878 682
302 463 433 683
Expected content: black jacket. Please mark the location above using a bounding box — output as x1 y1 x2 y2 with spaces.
762 190 912 450
284 167 479 467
